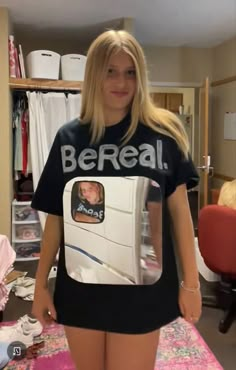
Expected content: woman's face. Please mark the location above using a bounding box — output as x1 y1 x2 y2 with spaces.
79 182 100 204
102 50 136 115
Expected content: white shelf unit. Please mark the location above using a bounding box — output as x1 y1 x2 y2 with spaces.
11 200 42 261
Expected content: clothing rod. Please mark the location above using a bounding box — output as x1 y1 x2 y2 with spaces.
12 88 81 94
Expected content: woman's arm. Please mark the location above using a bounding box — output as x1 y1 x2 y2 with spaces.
35 214 63 289
167 184 199 287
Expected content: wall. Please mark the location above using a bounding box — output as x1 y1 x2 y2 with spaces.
144 45 213 83
15 18 132 58
211 37 236 189
0 8 12 238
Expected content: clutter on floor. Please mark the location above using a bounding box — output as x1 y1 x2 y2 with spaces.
1 317 223 370
11 276 36 301
0 314 43 368
4 270 26 285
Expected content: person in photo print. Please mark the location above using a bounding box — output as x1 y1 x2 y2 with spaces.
73 181 104 223
31 30 201 370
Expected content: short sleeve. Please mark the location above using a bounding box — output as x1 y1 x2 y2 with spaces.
146 181 162 203
165 140 199 198
31 131 64 216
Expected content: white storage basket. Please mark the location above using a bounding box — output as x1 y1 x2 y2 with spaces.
26 50 60 79
61 54 87 81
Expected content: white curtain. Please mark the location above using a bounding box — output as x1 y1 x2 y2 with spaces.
28 91 81 228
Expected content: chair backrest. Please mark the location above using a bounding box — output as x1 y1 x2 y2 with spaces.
198 205 236 275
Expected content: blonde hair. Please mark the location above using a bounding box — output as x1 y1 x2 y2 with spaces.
80 30 189 157
218 180 236 209
78 181 104 204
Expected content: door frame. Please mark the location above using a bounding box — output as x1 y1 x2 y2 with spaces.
198 77 210 210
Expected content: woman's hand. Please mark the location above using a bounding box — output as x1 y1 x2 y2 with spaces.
32 286 57 327
178 283 202 324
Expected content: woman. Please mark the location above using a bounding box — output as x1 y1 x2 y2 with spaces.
218 179 236 209
31 30 201 370
73 181 104 223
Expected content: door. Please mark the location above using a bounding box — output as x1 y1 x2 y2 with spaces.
151 93 166 108
198 77 211 210
166 93 183 113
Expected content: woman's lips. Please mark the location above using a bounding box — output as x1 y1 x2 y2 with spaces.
111 91 128 97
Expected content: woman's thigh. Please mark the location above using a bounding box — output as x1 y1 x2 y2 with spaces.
64 325 106 370
105 329 160 370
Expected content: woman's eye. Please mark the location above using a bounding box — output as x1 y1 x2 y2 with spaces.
127 70 136 76
107 68 115 75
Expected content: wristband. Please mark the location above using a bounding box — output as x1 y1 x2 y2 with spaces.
180 280 200 292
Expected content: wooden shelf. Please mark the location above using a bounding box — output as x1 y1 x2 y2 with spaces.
9 77 82 91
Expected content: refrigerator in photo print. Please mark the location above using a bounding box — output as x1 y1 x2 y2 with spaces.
63 176 163 285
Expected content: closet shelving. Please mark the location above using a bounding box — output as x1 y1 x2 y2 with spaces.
9 77 83 91
10 77 82 260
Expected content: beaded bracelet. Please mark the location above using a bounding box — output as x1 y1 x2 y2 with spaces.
180 280 200 293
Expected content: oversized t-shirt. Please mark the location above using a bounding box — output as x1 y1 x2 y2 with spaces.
31 113 199 334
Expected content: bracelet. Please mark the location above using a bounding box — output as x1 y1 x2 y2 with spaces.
180 280 200 292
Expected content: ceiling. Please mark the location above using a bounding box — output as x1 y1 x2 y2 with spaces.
1 0 236 47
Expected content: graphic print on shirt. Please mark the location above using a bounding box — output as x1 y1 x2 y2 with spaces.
61 140 169 173
63 176 163 285
71 181 105 223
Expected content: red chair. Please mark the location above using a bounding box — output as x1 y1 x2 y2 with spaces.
198 205 236 333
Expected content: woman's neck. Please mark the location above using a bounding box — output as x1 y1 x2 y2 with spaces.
104 109 129 127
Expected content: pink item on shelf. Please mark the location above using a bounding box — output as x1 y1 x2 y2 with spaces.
14 46 21 78
0 235 16 311
8 35 16 78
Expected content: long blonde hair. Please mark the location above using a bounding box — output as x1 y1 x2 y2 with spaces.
218 180 236 209
78 181 104 204
80 30 189 157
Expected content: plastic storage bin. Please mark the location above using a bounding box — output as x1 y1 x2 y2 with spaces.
26 50 60 79
14 223 41 242
12 200 42 261
14 203 39 222
61 54 87 81
15 242 41 259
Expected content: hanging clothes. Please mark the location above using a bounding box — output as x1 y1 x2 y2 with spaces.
13 94 32 178
27 91 81 229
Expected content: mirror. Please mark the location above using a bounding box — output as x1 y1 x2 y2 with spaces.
63 176 163 285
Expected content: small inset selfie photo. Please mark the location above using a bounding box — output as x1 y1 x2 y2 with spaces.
71 181 105 223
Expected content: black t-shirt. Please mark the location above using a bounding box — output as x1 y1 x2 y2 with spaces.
31 113 199 334
75 199 104 221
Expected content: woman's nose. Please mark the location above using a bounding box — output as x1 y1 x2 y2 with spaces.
116 73 126 87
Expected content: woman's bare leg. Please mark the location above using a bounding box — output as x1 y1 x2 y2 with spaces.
64 326 106 370
105 329 160 370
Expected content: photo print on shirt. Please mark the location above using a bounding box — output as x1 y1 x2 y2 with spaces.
64 176 163 286
71 181 105 223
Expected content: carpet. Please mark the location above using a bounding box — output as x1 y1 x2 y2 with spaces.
2 318 223 370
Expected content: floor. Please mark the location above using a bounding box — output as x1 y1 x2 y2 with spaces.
1 260 236 370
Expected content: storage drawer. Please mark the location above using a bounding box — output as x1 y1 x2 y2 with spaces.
14 223 41 242
13 204 39 222
14 242 41 260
